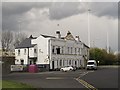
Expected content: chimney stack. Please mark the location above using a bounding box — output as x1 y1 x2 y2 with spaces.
75 36 80 41
56 31 61 39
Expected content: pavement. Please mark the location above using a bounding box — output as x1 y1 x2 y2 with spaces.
2 66 119 89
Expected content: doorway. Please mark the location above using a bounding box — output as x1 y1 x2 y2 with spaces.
52 61 54 70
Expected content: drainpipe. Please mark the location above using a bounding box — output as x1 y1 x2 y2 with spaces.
48 39 50 70
27 47 29 65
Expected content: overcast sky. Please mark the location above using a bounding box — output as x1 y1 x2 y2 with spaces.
1 1 119 52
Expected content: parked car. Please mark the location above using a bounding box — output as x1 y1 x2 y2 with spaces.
60 66 76 72
86 60 97 70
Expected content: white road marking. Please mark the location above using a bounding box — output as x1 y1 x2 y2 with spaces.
46 77 64 79
36 72 54 74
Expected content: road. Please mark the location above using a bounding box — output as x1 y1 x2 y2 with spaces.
81 67 119 89
3 67 119 89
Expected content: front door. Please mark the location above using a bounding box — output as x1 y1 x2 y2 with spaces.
20 59 24 65
52 61 54 70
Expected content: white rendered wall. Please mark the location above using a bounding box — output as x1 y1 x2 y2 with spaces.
32 35 49 65
15 48 28 64
15 46 37 65
49 38 87 69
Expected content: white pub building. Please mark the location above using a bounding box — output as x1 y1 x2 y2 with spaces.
15 31 89 70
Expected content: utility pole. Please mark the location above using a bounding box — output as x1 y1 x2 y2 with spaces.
18 17 22 32
107 31 109 53
88 9 91 48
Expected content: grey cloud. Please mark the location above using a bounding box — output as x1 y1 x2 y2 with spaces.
49 2 84 20
2 2 84 31
2 2 118 19
2 2 51 16
2 2 52 31
2 2 118 31
2 15 19 31
48 2 118 20
89 2 118 19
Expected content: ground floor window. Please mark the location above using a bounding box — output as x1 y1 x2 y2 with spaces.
30 61 32 65
60 60 62 66
79 60 81 65
69 60 71 65
75 61 77 65
20 59 24 65
63 60 64 66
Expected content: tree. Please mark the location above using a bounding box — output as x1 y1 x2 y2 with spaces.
115 53 120 65
118 53 120 65
89 48 105 64
14 32 27 48
89 48 117 65
1 31 13 51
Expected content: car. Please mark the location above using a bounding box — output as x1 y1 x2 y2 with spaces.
86 60 97 70
60 66 76 72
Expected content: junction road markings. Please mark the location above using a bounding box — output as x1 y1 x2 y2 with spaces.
75 70 97 90
75 78 98 90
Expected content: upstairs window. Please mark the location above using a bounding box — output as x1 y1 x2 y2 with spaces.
61 47 64 54
78 48 80 54
24 49 26 55
56 46 60 54
68 47 70 54
71 47 73 54
75 48 77 54
18 49 20 55
52 46 55 54
80 48 82 55
34 49 37 53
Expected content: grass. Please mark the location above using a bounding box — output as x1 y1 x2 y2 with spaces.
1 80 37 90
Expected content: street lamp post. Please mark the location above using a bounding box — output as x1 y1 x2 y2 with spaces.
88 9 91 48
107 31 110 53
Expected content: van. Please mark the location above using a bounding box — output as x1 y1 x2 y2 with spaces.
86 60 97 70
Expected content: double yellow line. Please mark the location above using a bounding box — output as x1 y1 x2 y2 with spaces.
75 78 98 90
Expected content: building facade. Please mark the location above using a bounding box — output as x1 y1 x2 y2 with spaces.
15 31 89 70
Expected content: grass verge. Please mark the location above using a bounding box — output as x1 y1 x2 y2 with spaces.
2 80 37 90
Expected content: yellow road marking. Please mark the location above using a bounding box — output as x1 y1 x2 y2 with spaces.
75 78 98 90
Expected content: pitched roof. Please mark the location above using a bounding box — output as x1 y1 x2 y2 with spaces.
64 31 75 41
15 38 36 49
41 34 56 38
83 43 89 48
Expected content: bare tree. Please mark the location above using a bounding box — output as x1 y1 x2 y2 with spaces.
14 32 27 48
1 31 13 51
